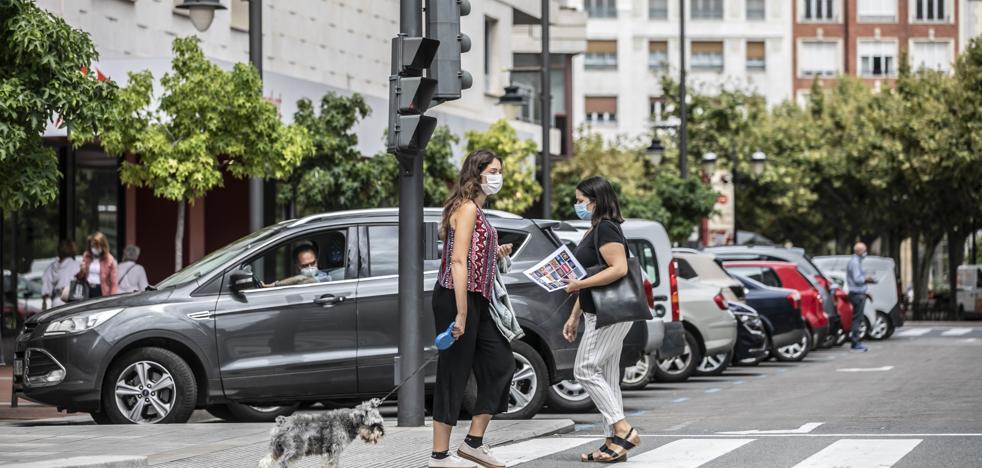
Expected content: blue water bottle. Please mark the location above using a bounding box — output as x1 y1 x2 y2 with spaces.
435 321 456 351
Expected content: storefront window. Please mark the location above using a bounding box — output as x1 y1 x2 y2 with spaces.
74 148 120 255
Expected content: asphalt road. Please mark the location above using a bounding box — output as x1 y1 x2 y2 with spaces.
513 324 982 467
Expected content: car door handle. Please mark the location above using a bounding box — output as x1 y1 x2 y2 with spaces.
653 295 668 301
314 294 346 307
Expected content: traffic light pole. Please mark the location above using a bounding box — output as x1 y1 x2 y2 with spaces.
540 0 551 219
678 0 688 179
397 0 426 428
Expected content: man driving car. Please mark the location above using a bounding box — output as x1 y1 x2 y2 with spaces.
266 244 332 287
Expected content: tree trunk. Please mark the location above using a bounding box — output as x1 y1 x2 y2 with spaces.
175 201 185 273
947 225 967 320
912 232 941 320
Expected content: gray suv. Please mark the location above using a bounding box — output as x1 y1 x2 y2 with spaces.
15 209 645 424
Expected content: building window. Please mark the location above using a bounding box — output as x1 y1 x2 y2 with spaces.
649 0 668 19
858 40 897 76
857 0 897 22
912 0 948 21
802 0 836 21
585 40 618 70
746 41 766 71
585 96 617 123
649 97 666 121
799 41 838 76
586 0 617 18
910 40 951 71
691 0 723 19
649 41 669 71
691 41 724 72
230 0 249 31
484 16 499 92
746 0 766 20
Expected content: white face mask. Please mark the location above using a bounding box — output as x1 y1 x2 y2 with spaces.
91 247 103 257
481 173 503 195
300 266 318 277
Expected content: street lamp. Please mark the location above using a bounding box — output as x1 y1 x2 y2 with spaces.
731 148 766 244
700 152 717 177
751 149 767 177
646 138 664 166
497 84 530 121
175 0 226 32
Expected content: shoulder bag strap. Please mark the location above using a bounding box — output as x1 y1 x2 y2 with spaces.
593 219 629 269
118 264 135 285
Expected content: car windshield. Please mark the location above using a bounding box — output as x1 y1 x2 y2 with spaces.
155 225 283 289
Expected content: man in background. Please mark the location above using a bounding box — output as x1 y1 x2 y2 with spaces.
847 242 876 352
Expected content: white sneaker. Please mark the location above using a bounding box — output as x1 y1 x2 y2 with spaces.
457 443 505 468
428 454 478 468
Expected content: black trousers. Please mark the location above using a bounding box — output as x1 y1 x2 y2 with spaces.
431 285 514 426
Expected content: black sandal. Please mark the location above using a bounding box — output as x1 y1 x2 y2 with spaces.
597 428 639 463
581 438 613 462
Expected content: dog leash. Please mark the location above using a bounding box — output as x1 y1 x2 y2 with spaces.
378 293 577 404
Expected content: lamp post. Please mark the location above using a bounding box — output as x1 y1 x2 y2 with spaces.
710 144 767 245
497 84 531 121
678 0 687 179
540 0 552 218
178 0 265 233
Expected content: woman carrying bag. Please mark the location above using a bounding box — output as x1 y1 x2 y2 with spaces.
562 176 647 463
76 232 119 298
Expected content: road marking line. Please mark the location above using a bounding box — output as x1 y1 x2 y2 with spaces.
664 421 693 431
705 388 721 393
790 439 922 468
836 366 894 372
732 380 745 385
671 397 689 403
625 438 754 467
719 422 824 435
963 338 978 343
897 328 931 337
496 437 598 466
942 327 972 336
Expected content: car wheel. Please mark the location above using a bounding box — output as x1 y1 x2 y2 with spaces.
494 341 547 420
867 312 891 340
547 379 595 412
774 329 810 362
101 347 197 424
694 351 732 376
834 328 848 347
619 354 654 391
207 402 300 422
653 329 701 383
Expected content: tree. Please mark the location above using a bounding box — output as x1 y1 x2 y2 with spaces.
465 119 541 215
0 0 116 212
87 37 313 271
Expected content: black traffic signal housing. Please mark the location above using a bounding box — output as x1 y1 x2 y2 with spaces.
387 35 440 154
426 0 472 103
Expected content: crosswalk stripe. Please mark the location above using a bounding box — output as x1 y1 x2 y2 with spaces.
942 327 972 336
497 437 598 466
790 439 922 468
897 328 932 337
624 438 755 467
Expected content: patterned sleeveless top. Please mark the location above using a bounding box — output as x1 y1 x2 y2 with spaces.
437 205 498 301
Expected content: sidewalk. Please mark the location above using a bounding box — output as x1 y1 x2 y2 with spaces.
0 417 574 467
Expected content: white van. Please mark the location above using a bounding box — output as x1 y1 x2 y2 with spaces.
957 265 982 319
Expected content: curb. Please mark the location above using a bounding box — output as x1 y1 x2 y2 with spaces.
6 456 148 468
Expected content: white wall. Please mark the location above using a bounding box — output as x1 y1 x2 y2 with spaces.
36 0 545 157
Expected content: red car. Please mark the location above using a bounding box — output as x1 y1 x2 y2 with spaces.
831 288 854 345
723 261 830 351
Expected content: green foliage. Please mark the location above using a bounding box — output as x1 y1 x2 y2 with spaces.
90 37 313 202
465 119 542 215
553 130 716 244
0 0 116 212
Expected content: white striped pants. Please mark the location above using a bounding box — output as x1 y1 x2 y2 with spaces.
573 313 633 437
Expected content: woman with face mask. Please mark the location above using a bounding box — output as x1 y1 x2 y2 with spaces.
429 150 515 468
562 176 641 463
76 231 119 298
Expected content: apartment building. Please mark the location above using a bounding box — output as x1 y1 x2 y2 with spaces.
793 0 961 100
576 0 793 141
961 0 982 51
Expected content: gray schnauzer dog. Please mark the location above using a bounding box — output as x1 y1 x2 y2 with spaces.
258 398 385 468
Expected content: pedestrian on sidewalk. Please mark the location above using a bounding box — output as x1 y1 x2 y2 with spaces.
76 232 119 298
430 150 514 468
117 245 149 293
847 242 876 352
40 240 80 309
561 176 642 463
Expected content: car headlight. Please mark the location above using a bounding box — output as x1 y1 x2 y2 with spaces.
43 309 123 336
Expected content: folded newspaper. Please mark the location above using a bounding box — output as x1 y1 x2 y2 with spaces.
522 245 587 292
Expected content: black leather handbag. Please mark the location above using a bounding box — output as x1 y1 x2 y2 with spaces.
586 221 653 328
64 280 90 303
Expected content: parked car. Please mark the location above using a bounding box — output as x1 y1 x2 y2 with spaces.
707 246 842 346
15 209 647 424
728 301 768 366
658 278 737 381
813 255 905 339
558 219 684 393
955 265 982 319
723 261 829 352
730 274 810 362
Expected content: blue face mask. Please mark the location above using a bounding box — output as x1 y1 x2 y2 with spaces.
574 202 592 220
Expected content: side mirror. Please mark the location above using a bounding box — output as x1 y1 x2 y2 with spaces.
229 270 255 294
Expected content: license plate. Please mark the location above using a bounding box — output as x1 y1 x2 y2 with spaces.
14 359 23 377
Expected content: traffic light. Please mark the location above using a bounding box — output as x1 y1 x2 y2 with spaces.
387 35 440 154
426 0 472 103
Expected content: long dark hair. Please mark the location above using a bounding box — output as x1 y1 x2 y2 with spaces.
576 176 624 228
440 149 500 239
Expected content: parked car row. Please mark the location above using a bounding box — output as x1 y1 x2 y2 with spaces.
13 209 906 425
